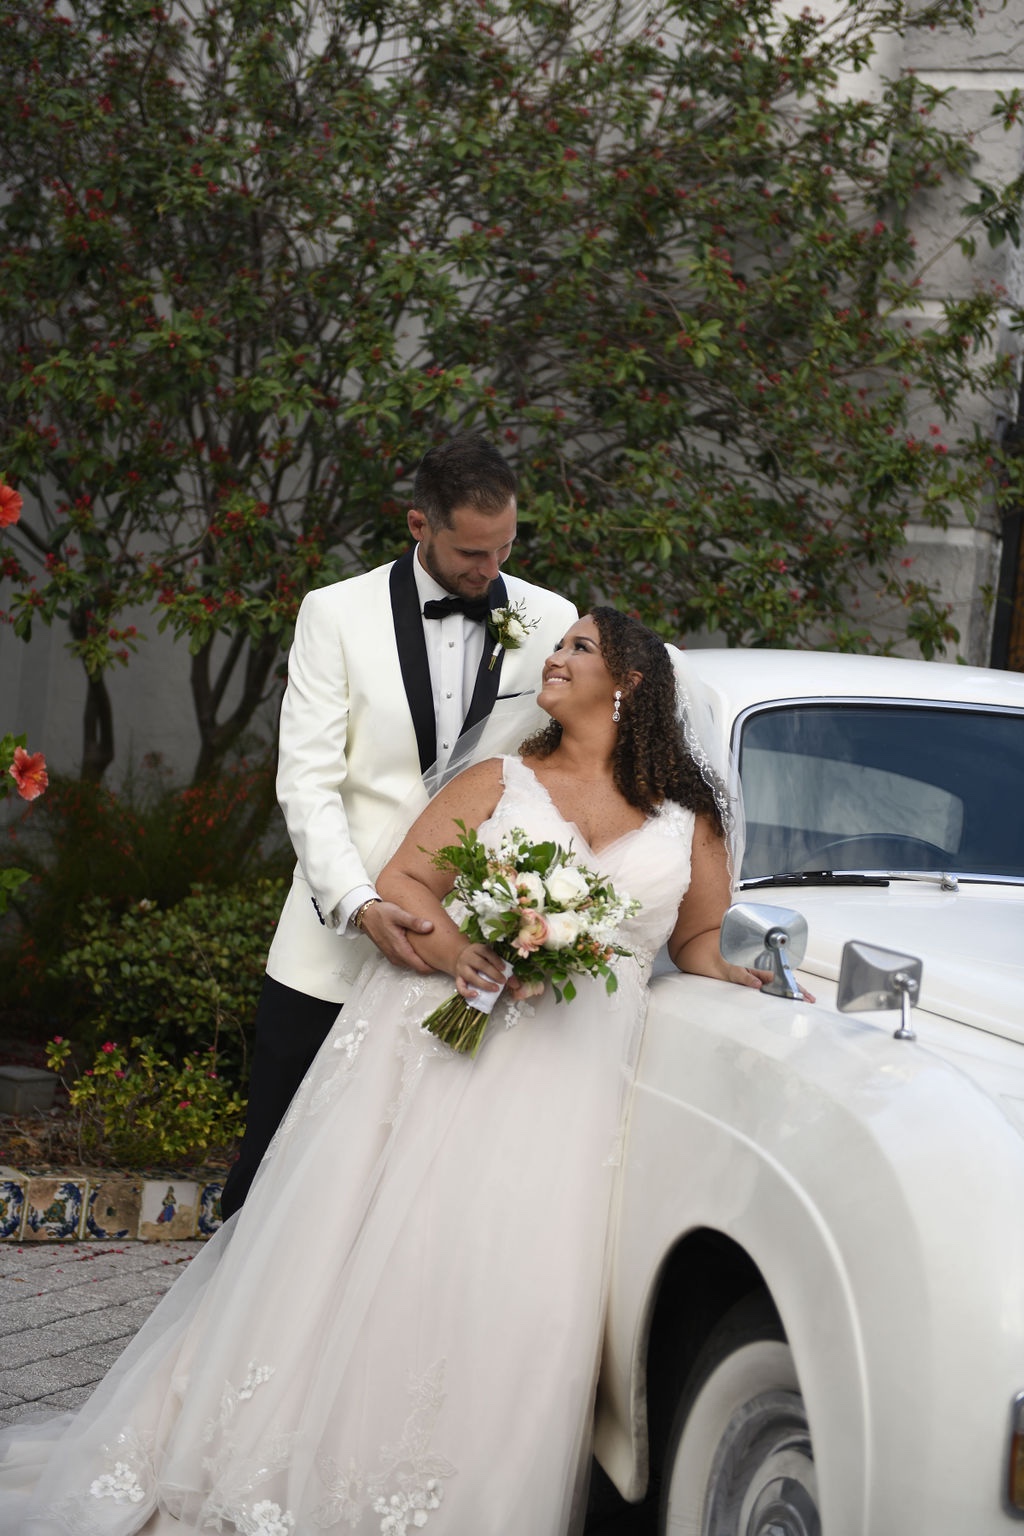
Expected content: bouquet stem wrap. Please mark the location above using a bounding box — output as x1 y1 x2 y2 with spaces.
422 961 514 1057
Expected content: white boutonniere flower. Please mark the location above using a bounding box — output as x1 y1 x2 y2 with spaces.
486 598 539 670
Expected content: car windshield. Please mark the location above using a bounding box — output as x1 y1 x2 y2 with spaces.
737 702 1024 881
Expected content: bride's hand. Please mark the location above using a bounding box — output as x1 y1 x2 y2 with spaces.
675 932 816 1002
724 963 816 1001
454 943 509 1001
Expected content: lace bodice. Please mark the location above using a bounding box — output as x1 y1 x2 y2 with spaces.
479 756 695 969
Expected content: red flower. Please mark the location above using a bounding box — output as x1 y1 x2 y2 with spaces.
0 483 23 528
9 746 47 801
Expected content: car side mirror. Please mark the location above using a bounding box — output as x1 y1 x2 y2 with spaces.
837 940 923 1041
720 902 808 1000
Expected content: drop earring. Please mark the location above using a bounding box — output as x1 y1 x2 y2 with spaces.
612 689 622 724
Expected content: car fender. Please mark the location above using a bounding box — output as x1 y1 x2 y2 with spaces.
596 971 1024 1533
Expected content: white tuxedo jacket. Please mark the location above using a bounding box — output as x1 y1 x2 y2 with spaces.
266 552 578 1002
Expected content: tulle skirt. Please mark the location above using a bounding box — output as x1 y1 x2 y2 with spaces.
0 952 648 1536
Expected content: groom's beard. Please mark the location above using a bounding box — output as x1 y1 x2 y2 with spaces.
416 541 498 603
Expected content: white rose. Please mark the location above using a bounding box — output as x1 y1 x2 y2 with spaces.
468 888 507 920
504 616 528 644
516 870 546 906
543 910 582 949
544 864 590 908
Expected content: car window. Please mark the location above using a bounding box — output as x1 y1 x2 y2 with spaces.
738 703 1024 880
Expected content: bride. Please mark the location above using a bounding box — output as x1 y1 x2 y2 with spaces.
0 608 761 1535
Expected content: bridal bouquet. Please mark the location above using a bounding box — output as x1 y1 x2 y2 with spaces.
421 822 640 1056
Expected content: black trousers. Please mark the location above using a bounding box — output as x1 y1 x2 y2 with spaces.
219 974 341 1221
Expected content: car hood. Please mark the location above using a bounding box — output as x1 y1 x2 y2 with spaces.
752 880 1024 1045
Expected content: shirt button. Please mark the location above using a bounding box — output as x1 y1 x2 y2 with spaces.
448 640 455 648
442 741 450 750
445 690 453 699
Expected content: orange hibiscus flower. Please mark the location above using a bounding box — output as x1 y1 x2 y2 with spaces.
0 482 23 529
9 746 48 801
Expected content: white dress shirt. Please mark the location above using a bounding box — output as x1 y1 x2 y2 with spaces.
413 554 488 769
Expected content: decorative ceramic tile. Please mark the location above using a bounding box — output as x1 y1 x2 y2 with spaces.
139 1180 198 1241
23 1177 86 1241
197 1180 224 1238
85 1178 143 1241
0 1167 27 1241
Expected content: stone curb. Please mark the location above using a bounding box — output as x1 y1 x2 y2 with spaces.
0 1166 226 1243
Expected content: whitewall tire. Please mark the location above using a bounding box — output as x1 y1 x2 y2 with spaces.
659 1294 820 1536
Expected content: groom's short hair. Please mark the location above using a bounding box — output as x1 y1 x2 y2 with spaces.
413 433 517 529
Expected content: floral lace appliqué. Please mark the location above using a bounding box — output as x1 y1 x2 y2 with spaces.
333 1018 369 1064
82 1426 154 1514
313 1359 456 1530
653 798 694 839
237 1497 296 1534
89 1460 146 1504
199 1430 297 1531
202 1359 276 1443
374 1480 444 1532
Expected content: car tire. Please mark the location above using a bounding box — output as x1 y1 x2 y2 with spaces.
658 1292 820 1536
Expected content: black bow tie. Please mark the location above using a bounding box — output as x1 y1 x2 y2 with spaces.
422 594 492 623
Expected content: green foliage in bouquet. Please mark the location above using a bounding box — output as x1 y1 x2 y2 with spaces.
46 1035 245 1169
52 880 286 1080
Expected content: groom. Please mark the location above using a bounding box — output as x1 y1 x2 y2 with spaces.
220 433 577 1218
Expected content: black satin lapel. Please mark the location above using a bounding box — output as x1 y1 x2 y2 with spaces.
461 574 508 736
390 550 437 776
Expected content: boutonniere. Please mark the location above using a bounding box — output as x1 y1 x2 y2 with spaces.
486 599 538 670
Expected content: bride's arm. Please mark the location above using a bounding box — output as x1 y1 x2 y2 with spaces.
376 759 509 992
667 815 763 989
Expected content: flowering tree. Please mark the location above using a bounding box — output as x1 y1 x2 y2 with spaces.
1 482 50 905
1 729 48 913
1 0 1022 780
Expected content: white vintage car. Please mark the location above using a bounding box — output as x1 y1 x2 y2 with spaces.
593 649 1024 1536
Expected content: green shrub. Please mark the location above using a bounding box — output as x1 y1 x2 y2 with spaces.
53 879 286 1082
46 1035 246 1169
0 756 291 1035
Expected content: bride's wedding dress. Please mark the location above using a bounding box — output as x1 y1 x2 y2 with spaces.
0 757 694 1535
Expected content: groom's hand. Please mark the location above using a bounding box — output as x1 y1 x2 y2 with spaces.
359 899 435 972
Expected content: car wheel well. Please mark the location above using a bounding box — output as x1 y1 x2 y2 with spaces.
644 1228 770 1472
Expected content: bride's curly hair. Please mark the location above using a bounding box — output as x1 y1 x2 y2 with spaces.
521 606 727 827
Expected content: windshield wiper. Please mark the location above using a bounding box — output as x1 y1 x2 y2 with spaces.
742 871 891 889
882 871 960 891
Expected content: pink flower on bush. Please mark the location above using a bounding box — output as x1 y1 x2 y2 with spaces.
9 746 48 801
514 909 549 958
0 482 22 528
101 1041 116 1054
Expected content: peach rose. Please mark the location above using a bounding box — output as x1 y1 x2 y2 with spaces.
514 908 549 957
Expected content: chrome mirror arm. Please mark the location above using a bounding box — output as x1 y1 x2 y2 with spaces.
757 929 805 1000
892 971 917 1041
